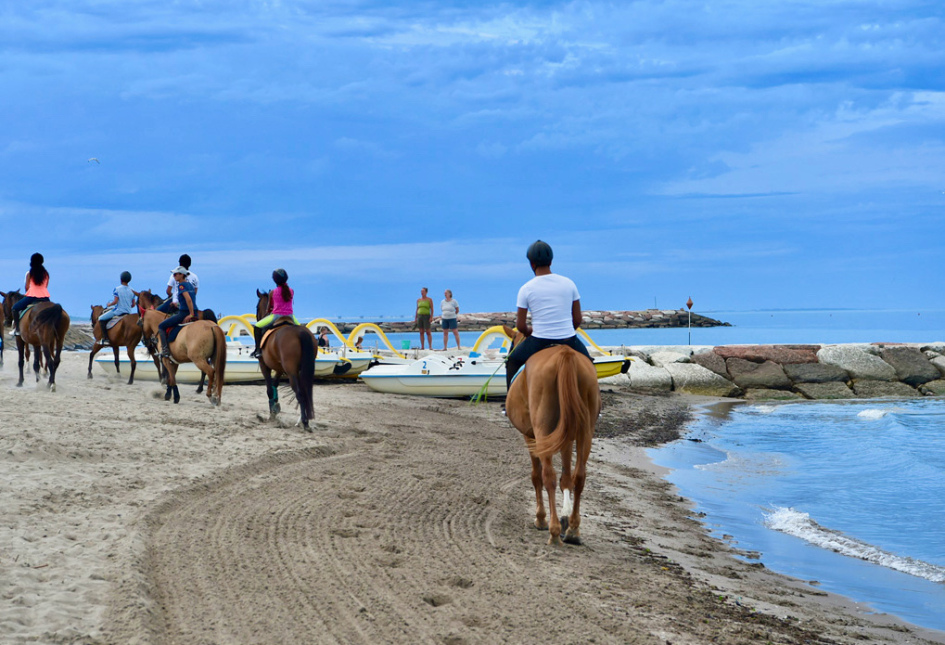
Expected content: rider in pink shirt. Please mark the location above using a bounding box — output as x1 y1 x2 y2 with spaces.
251 268 300 358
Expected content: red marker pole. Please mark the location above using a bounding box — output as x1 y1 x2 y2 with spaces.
686 297 694 345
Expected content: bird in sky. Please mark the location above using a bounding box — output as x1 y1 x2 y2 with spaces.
88 157 100 164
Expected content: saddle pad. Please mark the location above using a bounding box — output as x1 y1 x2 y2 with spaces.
106 314 126 330
167 322 194 344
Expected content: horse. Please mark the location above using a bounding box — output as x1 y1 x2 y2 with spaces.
1 289 26 366
0 291 6 365
15 302 71 390
140 308 226 405
88 305 146 384
254 289 317 431
502 326 601 546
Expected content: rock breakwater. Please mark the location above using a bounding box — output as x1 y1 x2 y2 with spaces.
604 342 945 400
335 309 729 333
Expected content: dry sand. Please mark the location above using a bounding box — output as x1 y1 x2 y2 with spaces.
1 346 943 644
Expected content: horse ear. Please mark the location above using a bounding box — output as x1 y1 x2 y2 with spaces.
257 289 264 298
502 325 514 338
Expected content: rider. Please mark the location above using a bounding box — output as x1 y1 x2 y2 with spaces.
251 268 300 358
157 254 199 314
505 240 593 390
97 271 137 346
158 266 197 358
11 253 51 336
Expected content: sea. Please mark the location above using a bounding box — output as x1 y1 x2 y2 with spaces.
606 309 945 635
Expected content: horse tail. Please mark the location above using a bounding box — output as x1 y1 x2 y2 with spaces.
533 349 589 459
297 327 316 421
212 324 227 398
32 303 64 336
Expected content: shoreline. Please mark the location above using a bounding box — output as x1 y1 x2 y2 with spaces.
1 350 943 643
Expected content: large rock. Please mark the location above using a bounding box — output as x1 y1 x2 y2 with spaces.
851 380 919 398
879 347 940 387
817 346 896 381
725 358 793 390
744 388 803 401
664 363 741 397
795 382 855 400
625 361 673 392
782 362 849 383
690 351 728 378
649 351 690 367
919 380 945 396
930 356 945 376
714 345 819 364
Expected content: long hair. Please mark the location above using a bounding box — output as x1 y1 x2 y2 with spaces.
273 269 291 303
29 253 48 287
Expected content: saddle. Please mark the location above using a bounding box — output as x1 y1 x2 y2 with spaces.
105 313 128 331
166 322 195 344
259 317 296 352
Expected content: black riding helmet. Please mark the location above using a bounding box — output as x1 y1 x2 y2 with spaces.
120 271 132 283
273 268 288 285
526 240 553 267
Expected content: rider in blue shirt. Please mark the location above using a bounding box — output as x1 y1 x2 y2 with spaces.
98 271 137 345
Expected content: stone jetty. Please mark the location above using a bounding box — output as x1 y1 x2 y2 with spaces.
603 342 945 400
333 309 729 334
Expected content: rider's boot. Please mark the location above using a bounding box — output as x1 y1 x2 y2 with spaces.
158 328 171 358
11 310 20 336
251 327 263 359
99 321 110 346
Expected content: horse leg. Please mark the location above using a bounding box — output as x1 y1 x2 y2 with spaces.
541 455 562 545
530 454 548 530
32 344 41 382
44 344 57 391
164 361 180 402
113 345 120 375
564 430 592 546
559 441 574 535
192 357 216 405
127 346 136 385
288 375 309 430
88 343 101 379
16 339 25 387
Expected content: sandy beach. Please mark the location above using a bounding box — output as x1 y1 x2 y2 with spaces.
2 348 943 644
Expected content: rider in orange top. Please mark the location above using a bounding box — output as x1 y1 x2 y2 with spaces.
11 253 51 336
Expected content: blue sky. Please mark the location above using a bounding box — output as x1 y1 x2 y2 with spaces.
2 0 943 321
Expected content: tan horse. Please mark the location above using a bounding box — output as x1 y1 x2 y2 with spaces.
88 305 148 384
16 302 71 390
502 326 601 545
141 308 226 405
254 291 317 430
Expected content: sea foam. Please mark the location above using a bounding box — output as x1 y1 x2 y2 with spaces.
764 507 945 583
857 408 890 420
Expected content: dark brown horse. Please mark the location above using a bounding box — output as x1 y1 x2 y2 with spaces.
255 290 317 430
88 305 146 384
16 302 71 390
502 326 601 546
1 289 24 366
141 308 226 405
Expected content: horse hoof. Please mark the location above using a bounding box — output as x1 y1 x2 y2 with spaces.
49 383 56 392
164 390 172 401
547 534 563 546
87 373 93 380
563 532 582 546
560 516 569 533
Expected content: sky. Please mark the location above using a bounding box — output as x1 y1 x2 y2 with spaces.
1 0 943 321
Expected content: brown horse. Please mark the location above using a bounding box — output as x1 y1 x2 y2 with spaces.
141 308 227 405
16 302 71 390
88 305 147 384
0 291 7 365
254 290 317 430
502 326 601 546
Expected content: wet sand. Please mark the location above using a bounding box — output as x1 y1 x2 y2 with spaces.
1 348 943 644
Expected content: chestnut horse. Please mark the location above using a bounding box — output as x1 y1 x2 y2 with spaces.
502 326 601 546
254 290 317 430
16 302 71 390
88 305 147 384
141 308 226 405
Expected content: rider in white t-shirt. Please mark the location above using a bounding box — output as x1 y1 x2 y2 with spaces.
505 240 592 389
157 254 199 314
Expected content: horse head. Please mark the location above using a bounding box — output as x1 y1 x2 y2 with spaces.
90 304 104 324
255 289 270 320
502 325 524 352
